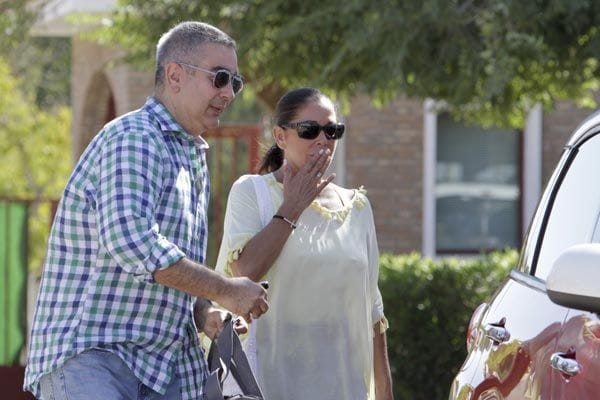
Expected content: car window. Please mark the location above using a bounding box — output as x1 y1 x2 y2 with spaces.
592 210 600 243
535 133 600 279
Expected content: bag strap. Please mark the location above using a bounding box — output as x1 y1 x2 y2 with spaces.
205 314 264 399
245 174 272 378
250 175 272 228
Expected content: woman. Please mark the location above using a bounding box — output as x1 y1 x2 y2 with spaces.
216 87 393 400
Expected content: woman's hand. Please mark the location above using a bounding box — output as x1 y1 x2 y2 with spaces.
199 304 250 339
278 149 335 220
201 306 227 339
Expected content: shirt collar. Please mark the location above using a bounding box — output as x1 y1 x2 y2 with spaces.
143 96 210 150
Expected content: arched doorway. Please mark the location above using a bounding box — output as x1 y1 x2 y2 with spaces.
77 71 116 157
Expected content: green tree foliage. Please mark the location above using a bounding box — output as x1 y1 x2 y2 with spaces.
0 59 72 272
1 1 73 273
1 0 71 110
100 0 600 127
0 0 47 54
0 60 71 198
12 36 72 109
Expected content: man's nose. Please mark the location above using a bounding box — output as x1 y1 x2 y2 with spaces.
220 80 236 100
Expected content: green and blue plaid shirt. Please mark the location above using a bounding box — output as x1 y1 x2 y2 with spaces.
25 97 211 399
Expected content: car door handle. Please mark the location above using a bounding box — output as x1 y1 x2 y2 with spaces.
550 352 581 377
484 318 510 344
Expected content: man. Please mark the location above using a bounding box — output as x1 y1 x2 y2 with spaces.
24 21 267 399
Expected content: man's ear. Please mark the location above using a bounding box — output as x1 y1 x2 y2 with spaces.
273 126 287 150
164 62 184 93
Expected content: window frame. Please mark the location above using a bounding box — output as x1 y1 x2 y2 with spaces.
422 100 542 257
527 131 600 278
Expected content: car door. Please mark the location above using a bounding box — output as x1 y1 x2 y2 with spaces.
548 309 600 399
532 130 600 399
541 129 600 398
453 274 569 400
530 127 600 399
450 117 600 400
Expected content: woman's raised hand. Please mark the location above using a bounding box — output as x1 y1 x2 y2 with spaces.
279 149 335 220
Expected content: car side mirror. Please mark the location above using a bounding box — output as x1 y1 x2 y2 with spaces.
546 243 600 314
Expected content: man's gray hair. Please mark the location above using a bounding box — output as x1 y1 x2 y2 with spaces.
155 21 236 89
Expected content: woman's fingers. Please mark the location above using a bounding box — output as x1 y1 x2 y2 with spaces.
317 173 336 193
304 148 329 175
282 148 332 208
315 153 331 177
304 150 321 174
233 316 249 335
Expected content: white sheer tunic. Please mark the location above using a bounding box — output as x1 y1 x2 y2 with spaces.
216 173 386 400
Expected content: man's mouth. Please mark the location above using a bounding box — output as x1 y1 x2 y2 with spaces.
210 105 224 114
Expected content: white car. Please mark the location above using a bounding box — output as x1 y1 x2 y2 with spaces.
449 109 600 399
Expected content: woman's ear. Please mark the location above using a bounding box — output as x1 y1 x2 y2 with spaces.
273 126 287 150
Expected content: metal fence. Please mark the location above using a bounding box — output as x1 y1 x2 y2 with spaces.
204 124 262 266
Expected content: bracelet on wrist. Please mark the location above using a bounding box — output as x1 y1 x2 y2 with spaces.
273 214 297 229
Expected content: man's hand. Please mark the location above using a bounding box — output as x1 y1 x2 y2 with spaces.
216 276 269 323
154 259 269 323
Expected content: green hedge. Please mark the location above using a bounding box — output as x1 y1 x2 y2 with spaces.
379 250 517 400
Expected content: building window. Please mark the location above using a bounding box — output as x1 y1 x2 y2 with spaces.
435 114 521 253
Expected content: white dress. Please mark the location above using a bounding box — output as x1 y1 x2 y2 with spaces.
215 173 387 400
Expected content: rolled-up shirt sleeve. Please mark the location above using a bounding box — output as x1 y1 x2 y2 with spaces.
97 131 184 282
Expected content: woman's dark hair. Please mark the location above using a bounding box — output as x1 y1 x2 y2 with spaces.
258 87 323 174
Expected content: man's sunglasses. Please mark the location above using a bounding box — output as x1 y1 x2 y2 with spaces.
176 62 244 94
281 121 345 140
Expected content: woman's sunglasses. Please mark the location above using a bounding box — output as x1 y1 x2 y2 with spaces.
176 62 244 94
281 121 345 140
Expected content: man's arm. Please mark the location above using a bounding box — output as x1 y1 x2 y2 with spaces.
153 257 268 322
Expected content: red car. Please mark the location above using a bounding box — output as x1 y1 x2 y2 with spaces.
449 110 600 400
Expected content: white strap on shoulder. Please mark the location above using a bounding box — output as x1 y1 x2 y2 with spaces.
223 175 271 394
250 174 272 228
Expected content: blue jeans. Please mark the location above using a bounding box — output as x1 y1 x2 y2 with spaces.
39 349 182 400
